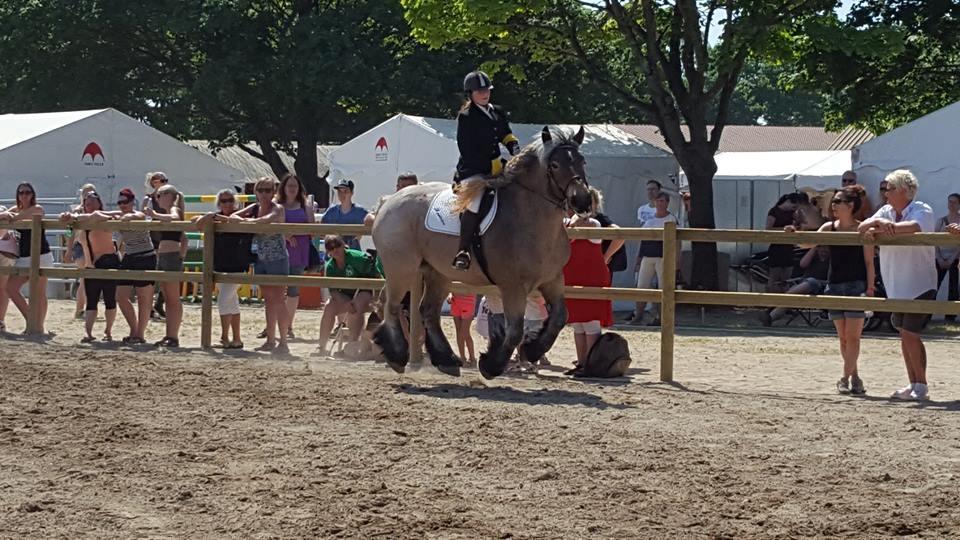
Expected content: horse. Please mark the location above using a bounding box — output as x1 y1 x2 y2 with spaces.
371 126 592 379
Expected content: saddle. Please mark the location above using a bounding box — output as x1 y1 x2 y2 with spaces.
424 188 498 236
425 186 498 282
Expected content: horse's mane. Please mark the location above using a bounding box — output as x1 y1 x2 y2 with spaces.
454 128 577 212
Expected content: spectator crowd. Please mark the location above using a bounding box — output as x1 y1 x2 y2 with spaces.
0 166 958 399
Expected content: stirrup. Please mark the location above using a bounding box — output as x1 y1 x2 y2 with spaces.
452 251 472 270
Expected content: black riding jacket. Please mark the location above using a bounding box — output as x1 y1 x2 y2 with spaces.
455 102 518 181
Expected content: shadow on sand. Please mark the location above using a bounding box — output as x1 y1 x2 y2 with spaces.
393 381 634 410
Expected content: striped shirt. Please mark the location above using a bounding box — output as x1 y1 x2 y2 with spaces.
116 229 155 256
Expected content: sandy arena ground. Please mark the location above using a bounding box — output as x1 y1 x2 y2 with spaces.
2 299 959 538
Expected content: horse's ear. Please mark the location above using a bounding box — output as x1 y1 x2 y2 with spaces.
541 126 552 144
573 126 585 145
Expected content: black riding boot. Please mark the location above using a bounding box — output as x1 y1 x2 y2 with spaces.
452 210 481 270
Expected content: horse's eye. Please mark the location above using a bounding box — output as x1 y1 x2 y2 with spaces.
549 162 560 171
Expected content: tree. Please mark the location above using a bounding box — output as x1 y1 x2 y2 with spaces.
795 0 960 133
719 58 825 126
402 0 838 288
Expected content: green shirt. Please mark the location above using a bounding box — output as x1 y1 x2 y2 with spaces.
324 249 380 293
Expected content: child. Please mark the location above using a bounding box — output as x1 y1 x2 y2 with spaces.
448 293 477 366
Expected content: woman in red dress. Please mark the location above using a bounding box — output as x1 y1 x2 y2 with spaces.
564 212 613 365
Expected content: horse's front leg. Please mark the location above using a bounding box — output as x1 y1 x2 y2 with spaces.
479 287 526 380
519 275 567 364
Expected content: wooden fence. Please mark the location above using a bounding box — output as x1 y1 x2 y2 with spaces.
2 215 959 382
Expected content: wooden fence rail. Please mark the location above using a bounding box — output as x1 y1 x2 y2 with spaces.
1 216 958 381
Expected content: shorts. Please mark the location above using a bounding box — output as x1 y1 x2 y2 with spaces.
0 253 15 268
450 294 476 318
800 277 826 295
254 257 290 276
217 283 241 316
891 289 937 334
825 280 866 320
156 252 184 272
14 252 54 268
570 320 601 334
287 265 305 297
118 251 157 288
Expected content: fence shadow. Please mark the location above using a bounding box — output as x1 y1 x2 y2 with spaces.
393 382 633 410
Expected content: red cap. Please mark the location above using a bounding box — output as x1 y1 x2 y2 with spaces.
118 187 136 199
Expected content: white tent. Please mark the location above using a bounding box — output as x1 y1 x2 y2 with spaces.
329 113 678 300
0 109 244 205
853 101 960 217
678 150 851 269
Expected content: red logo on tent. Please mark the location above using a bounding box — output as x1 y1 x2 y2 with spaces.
375 137 388 151
82 142 105 165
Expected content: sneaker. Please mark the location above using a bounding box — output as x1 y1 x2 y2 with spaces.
837 378 851 395
851 377 866 395
890 385 914 400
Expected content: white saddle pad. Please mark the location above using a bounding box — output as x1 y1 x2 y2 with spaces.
424 188 498 236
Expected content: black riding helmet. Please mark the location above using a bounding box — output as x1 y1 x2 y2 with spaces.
463 70 493 93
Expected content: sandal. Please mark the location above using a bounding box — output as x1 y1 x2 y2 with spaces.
81 336 96 343
229 341 244 350
254 341 276 352
272 343 290 355
123 336 146 345
102 334 113 342
257 329 268 339
153 336 179 348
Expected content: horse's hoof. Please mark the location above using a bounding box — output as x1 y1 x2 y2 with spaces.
435 362 461 377
519 340 547 365
478 353 507 380
385 358 407 374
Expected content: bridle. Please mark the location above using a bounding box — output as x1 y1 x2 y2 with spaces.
516 143 589 212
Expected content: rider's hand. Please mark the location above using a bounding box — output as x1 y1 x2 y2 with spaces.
783 225 796 233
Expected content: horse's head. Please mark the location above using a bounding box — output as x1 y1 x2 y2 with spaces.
540 126 591 215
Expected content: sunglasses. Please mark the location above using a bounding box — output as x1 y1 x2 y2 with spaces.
256 188 274 194
17 190 33 195
117 198 134 205
880 186 895 192
218 198 236 204
831 198 849 205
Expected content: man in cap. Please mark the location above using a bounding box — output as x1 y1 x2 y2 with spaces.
321 179 368 250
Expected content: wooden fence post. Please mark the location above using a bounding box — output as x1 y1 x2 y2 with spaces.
659 221 678 382
200 219 216 348
408 273 424 366
26 214 43 335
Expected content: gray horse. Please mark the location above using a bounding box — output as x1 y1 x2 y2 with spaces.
371 126 592 379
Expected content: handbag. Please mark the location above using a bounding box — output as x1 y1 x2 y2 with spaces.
0 230 18 259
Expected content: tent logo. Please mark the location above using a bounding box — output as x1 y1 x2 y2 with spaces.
374 136 388 162
82 142 105 166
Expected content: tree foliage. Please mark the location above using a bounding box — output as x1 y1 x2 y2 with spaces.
403 0 839 288
796 0 960 133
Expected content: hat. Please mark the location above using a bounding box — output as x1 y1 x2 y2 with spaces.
118 187 136 200
334 178 354 191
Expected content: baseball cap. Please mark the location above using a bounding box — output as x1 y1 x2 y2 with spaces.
334 178 355 191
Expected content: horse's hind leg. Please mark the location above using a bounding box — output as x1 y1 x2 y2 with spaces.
479 286 526 379
519 276 568 364
373 280 410 373
419 266 461 377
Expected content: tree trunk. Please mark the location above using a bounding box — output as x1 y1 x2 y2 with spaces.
252 136 290 179
676 146 719 291
295 131 329 208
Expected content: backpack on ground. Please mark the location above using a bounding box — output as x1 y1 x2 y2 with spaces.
566 332 632 378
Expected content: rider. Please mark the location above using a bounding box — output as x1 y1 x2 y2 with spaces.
452 70 520 270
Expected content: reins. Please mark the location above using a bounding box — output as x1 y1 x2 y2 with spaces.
514 143 588 213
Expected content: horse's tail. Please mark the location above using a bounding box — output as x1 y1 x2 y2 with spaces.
453 180 489 213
